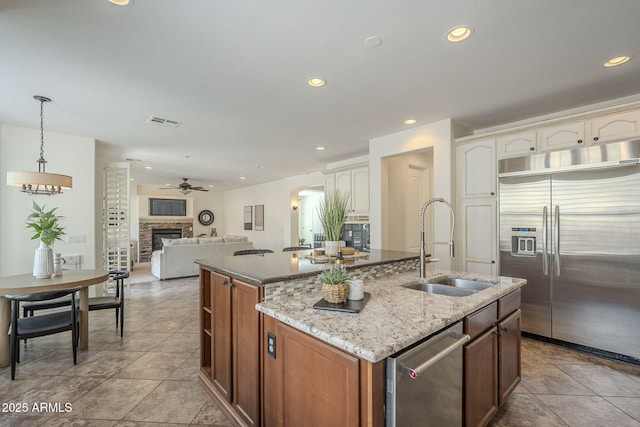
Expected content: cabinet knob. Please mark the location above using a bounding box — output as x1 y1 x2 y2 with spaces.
222 280 228 286
491 260 496 264
577 139 583 144
529 147 535 151
593 136 599 142
490 192 495 196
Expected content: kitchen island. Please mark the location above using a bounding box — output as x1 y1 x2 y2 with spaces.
196 250 526 427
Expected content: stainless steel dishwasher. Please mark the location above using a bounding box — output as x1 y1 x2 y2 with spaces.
386 322 470 426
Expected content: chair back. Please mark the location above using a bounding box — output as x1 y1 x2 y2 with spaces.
282 246 313 252
4 286 83 302
234 249 274 256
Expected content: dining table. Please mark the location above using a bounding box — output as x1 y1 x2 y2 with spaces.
0 269 109 367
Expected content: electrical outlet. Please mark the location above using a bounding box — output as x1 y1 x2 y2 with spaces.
267 332 276 359
65 234 86 244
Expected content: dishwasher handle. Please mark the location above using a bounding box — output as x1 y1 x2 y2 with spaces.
401 332 471 379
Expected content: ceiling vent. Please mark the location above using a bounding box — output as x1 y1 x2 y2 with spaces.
146 116 182 129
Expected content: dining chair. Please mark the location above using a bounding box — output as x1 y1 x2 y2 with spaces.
88 270 128 337
282 246 313 252
5 286 83 380
233 249 274 256
22 270 128 338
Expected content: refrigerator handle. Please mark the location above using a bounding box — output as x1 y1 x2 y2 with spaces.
554 205 560 276
542 206 548 276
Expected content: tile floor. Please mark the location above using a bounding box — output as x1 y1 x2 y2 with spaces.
0 270 639 426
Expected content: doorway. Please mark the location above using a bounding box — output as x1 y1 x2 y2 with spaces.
381 149 433 252
290 186 324 247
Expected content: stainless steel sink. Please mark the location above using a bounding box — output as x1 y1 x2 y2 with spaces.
428 277 494 291
403 281 475 297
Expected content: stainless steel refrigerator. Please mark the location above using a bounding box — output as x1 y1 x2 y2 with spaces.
498 140 640 361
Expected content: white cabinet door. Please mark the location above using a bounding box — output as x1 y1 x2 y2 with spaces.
324 172 336 195
590 111 640 143
538 122 586 151
497 131 537 159
335 170 352 195
459 199 497 275
457 139 496 199
350 166 369 214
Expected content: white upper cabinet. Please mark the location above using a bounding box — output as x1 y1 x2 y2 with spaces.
537 121 586 151
324 164 369 215
590 111 640 143
457 139 496 199
497 131 537 159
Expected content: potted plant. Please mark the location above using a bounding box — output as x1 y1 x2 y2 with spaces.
25 201 66 278
316 189 350 256
318 267 351 303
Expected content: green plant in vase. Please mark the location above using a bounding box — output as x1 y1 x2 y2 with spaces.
318 267 351 303
316 189 350 256
26 201 66 278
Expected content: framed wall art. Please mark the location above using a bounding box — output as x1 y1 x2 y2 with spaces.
244 205 252 230
255 204 264 231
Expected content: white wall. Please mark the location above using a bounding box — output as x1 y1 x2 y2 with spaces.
135 184 226 236
223 172 325 251
0 124 96 276
369 119 454 268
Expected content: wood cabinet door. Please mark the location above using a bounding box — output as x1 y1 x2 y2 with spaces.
590 110 640 143
498 309 521 405
457 139 496 199
278 322 360 427
211 271 232 402
538 122 586 151
231 279 262 426
497 131 537 159
464 328 498 427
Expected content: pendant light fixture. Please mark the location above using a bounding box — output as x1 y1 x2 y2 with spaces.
6 96 72 195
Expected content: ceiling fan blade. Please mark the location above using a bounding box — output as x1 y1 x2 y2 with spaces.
159 187 179 190
191 187 209 191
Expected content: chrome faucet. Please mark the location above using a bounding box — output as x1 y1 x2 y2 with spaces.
420 198 455 279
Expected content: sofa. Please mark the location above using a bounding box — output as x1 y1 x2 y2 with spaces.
151 236 253 280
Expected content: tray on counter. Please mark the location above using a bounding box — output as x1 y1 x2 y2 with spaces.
313 292 371 313
304 252 369 262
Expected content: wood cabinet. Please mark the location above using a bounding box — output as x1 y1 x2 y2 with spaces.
497 131 537 159
200 268 263 427
262 315 385 427
464 290 521 427
590 110 640 143
537 121 586 151
456 140 497 275
324 164 370 215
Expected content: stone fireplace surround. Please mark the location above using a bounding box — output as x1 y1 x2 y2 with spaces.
139 221 193 262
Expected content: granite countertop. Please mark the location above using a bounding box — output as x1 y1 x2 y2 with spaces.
195 249 419 284
256 269 526 363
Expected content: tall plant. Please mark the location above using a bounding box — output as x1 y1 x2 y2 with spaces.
25 201 66 246
317 190 350 241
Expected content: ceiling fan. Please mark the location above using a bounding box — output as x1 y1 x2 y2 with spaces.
159 178 209 195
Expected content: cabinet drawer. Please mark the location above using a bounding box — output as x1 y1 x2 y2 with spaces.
498 289 521 320
465 302 497 339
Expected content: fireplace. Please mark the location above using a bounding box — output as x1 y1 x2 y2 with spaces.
152 228 182 252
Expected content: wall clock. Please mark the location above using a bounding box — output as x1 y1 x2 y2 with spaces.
198 210 214 226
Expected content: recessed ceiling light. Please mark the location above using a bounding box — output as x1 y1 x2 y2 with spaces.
447 26 473 42
257 165 264 169
208 184 214 188
130 178 135 181
240 176 246 180
108 0 133 6
404 119 417 125
604 56 630 67
315 146 325 151
364 36 382 48
185 155 195 159
307 78 326 87
165 183 172 186
144 165 152 170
